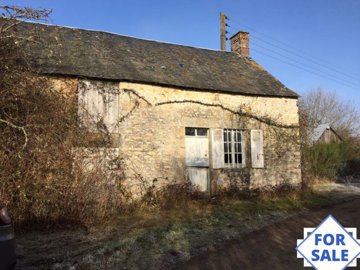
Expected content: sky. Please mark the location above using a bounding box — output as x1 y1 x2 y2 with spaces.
4 0 360 110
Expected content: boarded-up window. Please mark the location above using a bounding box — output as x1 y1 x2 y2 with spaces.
78 80 119 133
251 130 264 168
211 129 224 169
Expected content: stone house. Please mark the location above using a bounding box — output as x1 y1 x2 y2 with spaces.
15 21 302 195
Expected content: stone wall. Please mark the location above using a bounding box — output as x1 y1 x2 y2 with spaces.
117 82 301 194
52 77 302 196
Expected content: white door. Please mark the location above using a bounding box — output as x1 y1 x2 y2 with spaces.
185 137 209 167
186 167 209 192
185 128 209 192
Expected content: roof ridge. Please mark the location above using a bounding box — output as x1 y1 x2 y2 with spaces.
17 19 233 54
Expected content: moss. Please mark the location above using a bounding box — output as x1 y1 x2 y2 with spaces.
13 19 298 98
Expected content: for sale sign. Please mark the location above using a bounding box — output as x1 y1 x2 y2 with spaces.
296 215 360 270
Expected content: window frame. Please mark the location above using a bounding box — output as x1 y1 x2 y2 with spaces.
223 129 245 168
185 127 209 137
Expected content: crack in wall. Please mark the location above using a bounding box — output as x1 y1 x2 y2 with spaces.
121 88 299 129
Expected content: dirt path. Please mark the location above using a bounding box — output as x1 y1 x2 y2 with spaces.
176 196 360 270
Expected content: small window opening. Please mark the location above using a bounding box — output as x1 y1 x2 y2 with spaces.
185 127 208 137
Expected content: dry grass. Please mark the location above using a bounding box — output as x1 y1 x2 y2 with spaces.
16 184 360 270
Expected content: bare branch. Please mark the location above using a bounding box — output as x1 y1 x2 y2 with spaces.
299 88 360 137
0 5 51 21
0 118 28 151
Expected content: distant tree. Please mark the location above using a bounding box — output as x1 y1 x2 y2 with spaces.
299 89 360 183
299 88 360 138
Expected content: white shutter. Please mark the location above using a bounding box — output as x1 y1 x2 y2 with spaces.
87 82 104 125
103 88 119 133
78 81 87 124
251 130 264 168
78 80 100 131
241 131 246 167
78 80 119 133
211 129 224 169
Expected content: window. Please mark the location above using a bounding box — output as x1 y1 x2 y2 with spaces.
223 129 243 168
185 127 208 137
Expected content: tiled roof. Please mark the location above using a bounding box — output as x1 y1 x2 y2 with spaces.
11 20 299 98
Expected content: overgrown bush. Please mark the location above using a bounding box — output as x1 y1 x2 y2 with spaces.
340 159 360 178
0 16 126 227
304 142 354 179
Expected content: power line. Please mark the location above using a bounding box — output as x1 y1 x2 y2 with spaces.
227 19 360 80
228 23 360 84
251 34 360 82
226 27 360 88
227 17 360 80
252 48 357 89
250 42 360 88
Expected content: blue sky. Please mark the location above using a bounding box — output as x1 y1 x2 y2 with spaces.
5 0 360 109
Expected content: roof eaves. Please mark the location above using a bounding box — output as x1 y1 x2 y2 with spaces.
44 72 299 98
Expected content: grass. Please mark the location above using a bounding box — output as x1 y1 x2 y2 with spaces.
17 184 360 270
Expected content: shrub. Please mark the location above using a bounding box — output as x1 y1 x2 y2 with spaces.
0 18 125 228
305 141 353 179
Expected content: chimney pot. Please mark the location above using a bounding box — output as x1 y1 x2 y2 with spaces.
230 31 250 57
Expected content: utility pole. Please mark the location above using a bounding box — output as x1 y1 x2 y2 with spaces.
220 12 227 51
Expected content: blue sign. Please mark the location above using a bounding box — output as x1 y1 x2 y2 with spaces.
296 215 360 270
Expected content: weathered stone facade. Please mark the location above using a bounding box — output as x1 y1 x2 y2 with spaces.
118 82 301 194
54 77 302 196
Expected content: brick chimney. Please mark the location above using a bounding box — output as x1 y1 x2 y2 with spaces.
230 31 250 57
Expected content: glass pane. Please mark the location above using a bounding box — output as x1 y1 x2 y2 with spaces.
224 131 227 141
197 128 208 136
224 154 229 164
224 142 228 152
185 127 195 136
237 154 242 164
